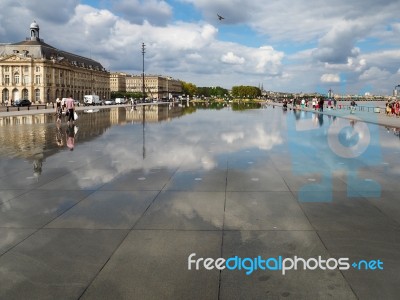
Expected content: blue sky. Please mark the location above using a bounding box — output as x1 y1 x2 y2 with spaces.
1 0 399 95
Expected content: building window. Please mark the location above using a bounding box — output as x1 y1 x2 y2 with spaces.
4 66 9 72
35 66 40 72
22 89 28 99
24 66 29 72
2 89 9 102
14 73 20 84
35 89 40 102
23 75 29 84
35 75 41 84
4 75 10 85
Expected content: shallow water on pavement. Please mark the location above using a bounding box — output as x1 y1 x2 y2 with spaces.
0 104 399 201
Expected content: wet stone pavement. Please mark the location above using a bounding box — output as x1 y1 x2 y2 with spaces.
0 104 399 299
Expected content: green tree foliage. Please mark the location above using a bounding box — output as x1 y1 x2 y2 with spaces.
181 81 197 97
232 102 262 111
197 86 229 98
111 91 143 99
231 85 261 98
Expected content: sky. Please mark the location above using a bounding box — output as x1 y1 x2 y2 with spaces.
0 0 399 95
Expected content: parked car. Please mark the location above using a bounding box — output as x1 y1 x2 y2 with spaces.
104 99 115 105
13 99 32 107
74 100 80 106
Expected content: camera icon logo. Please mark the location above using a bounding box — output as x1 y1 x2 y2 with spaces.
287 110 382 202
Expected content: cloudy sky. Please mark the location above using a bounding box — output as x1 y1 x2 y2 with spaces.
0 0 399 95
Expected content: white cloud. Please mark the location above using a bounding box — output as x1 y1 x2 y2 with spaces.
221 52 245 65
0 0 398 94
321 74 341 83
359 67 390 81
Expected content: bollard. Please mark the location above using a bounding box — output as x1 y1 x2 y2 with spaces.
28 106 29 110
6 106 9 112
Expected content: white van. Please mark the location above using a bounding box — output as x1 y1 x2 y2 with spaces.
115 98 127 104
84 95 102 106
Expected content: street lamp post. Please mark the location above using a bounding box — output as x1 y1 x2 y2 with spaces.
142 43 145 103
141 43 146 159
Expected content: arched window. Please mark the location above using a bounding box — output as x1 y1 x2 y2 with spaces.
2 89 9 103
12 88 19 101
22 89 28 99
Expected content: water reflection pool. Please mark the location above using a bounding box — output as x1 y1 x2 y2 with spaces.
0 104 399 202
1 104 400 299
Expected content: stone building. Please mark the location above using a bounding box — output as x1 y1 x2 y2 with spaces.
0 21 110 104
110 72 127 92
125 74 182 100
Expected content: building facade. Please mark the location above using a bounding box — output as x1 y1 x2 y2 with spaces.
394 85 400 99
110 72 127 92
125 74 182 100
0 21 110 104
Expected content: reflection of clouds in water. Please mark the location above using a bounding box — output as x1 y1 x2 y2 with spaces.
170 199 222 228
63 109 284 189
221 132 244 144
250 125 283 150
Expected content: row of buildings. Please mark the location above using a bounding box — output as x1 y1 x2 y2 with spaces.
0 21 182 104
110 72 182 100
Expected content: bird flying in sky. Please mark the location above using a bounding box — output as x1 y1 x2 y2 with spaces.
217 14 224 20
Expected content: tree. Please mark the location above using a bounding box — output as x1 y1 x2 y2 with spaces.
181 81 197 97
231 85 261 98
197 86 229 98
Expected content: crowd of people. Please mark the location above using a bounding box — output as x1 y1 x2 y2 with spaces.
385 100 400 117
283 98 339 112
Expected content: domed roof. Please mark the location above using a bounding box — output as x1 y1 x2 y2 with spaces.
30 21 39 29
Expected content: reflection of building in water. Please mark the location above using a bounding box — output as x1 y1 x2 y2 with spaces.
0 104 184 176
0 110 115 177
0 114 47 126
126 104 183 123
109 107 127 125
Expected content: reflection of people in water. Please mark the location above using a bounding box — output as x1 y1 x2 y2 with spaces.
317 113 324 126
66 123 76 151
55 98 62 122
33 157 43 181
56 122 64 147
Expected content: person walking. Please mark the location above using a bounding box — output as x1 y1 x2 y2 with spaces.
65 95 75 124
350 100 357 114
395 100 399 117
318 98 324 112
